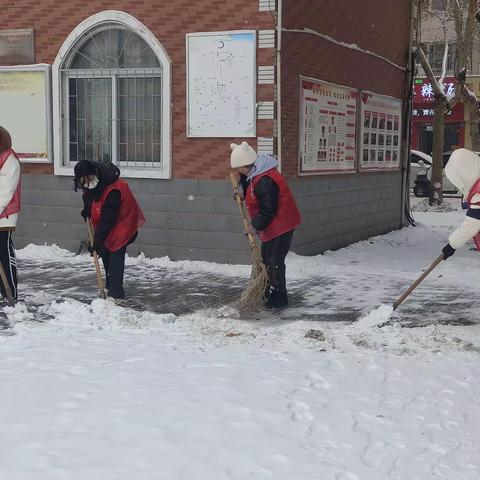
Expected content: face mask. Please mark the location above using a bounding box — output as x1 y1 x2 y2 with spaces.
84 177 99 190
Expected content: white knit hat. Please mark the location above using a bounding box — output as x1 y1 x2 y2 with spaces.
230 141 257 168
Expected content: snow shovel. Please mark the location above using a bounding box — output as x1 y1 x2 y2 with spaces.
0 262 15 307
359 254 444 328
393 254 444 310
86 218 107 300
229 173 268 311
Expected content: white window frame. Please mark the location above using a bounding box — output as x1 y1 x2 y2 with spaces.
52 10 172 179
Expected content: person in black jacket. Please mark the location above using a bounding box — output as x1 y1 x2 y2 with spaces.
231 142 301 309
74 160 142 301
238 171 279 232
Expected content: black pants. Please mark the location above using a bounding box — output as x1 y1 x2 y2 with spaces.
99 233 137 300
0 230 17 300
261 229 294 295
100 246 127 299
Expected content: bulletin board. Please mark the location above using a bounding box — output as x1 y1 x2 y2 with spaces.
0 64 51 162
359 91 402 171
298 77 357 175
186 30 256 137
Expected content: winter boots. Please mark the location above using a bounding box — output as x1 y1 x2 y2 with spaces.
265 289 288 309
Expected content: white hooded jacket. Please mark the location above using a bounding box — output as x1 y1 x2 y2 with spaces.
0 151 20 229
445 148 480 249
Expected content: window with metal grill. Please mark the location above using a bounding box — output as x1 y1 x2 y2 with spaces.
62 25 163 169
423 42 456 73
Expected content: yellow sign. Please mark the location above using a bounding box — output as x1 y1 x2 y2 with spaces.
0 68 49 161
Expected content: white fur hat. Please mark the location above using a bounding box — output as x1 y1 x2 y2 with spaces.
230 141 257 168
445 148 480 195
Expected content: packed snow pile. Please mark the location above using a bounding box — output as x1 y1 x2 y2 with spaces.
355 304 394 329
411 197 460 212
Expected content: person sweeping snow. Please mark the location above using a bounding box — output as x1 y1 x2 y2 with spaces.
74 160 145 302
0 126 20 304
231 141 301 309
441 148 480 260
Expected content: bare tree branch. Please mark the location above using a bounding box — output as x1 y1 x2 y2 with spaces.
451 0 464 44
418 47 447 97
463 0 477 60
456 66 480 150
439 27 449 84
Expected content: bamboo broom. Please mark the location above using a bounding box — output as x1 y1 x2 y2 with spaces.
229 173 269 311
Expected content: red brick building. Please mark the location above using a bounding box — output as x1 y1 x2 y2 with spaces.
0 0 413 262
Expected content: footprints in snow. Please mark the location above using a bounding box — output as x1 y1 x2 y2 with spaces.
306 371 331 390
287 372 331 423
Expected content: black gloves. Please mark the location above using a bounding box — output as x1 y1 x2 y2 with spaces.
81 208 90 222
88 238 105 256
442 243 455 260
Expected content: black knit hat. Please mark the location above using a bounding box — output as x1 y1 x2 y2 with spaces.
73 160 98 190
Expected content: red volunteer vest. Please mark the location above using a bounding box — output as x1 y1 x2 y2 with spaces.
91 179 145 251
245 168 301 242
0 148 21 219
466 179 480 251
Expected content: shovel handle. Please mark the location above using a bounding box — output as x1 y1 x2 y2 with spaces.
0 261 15 306
393 254 444 310
86 218 107 299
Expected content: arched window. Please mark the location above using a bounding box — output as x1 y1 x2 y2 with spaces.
53 12 171 178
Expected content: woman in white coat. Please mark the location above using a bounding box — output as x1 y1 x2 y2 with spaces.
0 126 21 301
442 148 480 260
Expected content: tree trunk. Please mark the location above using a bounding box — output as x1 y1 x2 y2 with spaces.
468 103 480 152
464 94 480 152
430 98 446 205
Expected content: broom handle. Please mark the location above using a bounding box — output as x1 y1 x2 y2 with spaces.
229 173 258 251
86 218 107 299
393 254 444 310
0 261 15 306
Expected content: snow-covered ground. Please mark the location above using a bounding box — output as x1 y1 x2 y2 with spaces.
1 202 480 480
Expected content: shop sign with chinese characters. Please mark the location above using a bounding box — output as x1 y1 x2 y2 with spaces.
413 77 465 122
413 77 455 103
411 106 464 121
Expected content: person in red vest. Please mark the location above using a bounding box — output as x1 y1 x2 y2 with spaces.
0 126 21 303
231 141 301 309
74 160 145 301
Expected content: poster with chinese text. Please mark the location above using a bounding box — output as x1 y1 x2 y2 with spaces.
359 92 402 171
299 78 357 174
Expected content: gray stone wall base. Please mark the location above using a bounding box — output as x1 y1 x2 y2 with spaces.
15 173 403 264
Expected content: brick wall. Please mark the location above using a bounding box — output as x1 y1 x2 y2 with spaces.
281 0 412 177
5 1 413 262
2 0 277 180
20 163 54 175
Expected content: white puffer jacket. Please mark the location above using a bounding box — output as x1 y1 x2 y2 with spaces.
0 152 21 229
445 148 480 249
